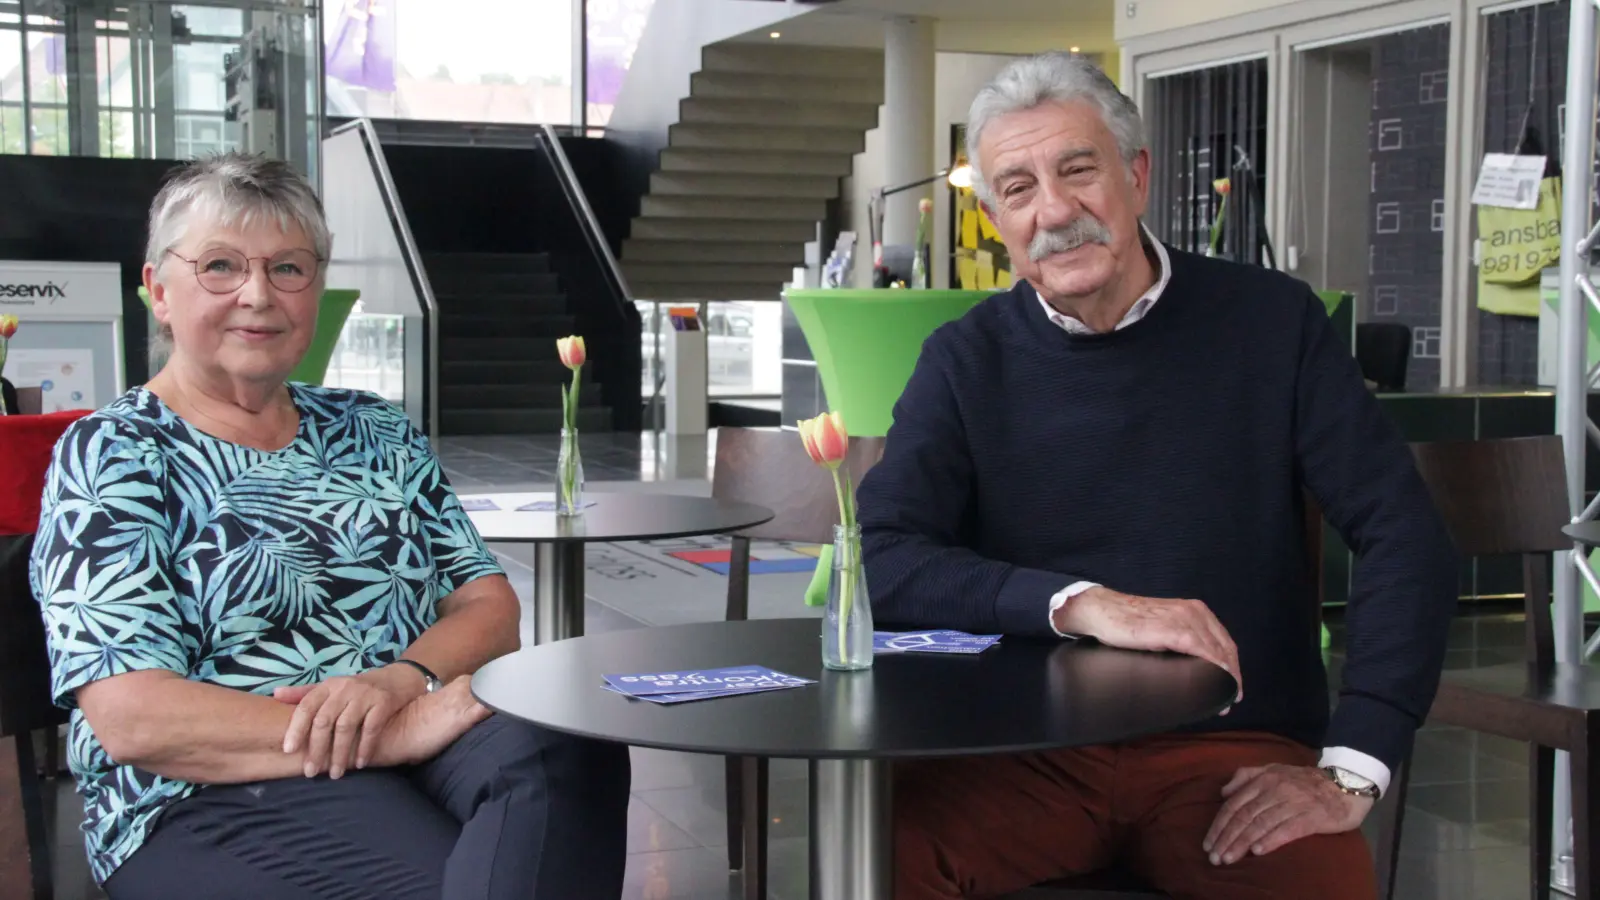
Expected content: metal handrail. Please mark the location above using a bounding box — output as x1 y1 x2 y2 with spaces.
537 123 634 313
329 117 443 443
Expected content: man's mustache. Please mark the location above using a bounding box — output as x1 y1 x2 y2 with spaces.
1028 217 1112 261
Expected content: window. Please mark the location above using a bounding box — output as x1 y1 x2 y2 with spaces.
325 0 575 125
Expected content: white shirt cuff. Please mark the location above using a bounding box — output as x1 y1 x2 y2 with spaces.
1318 746 1392 797
1048 581 1099 638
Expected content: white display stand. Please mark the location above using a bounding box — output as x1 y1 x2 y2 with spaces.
0 260 125 411
663 325 708 436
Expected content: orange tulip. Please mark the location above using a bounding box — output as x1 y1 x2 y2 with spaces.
556 335 586 370
799 412 848 468
0 315 16 339
1213 178 1232 196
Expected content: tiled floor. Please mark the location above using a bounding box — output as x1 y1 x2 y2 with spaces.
37 432 1577 899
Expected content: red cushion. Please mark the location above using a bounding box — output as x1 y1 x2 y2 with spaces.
0 409 93 535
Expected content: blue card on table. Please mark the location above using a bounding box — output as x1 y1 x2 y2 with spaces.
602 683 796 705
603 665 814 698
517 499 599 512
873 630 1002 655
460 497 500 512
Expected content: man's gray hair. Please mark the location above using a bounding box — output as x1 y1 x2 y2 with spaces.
144 152 330 366
966 51 1146 203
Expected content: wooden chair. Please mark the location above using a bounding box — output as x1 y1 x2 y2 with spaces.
1013 493 1411 900
710 426 885 899
1410 435 1597 899
1 532 61 900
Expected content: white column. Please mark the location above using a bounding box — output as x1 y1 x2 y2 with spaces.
882 16 936 248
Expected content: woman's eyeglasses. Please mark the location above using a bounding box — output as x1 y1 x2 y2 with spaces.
167 248 323 294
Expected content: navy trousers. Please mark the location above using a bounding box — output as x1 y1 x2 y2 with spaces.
104 715 631 900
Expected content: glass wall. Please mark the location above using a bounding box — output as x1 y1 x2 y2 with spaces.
324 0 574 125
584 0 652 127
0 1 319 174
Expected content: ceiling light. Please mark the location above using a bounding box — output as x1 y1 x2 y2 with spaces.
770 31 781 39
1070 46 1081 53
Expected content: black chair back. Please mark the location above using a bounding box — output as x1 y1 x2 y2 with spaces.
1356 323 1411 391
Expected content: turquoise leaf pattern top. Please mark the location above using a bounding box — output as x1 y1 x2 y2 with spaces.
29 384 504 884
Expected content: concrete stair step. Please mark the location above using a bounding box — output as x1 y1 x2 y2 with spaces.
669 123 865 154
439 314 577 339
679 98 879 130
442 360 572 383
441 337 562 362
701 43 882 80
441 382 602 409
622 238 805 265
690 69 883 104
630 217 817 243
658 148 854 177
622 261 796 284
628 280 784 301
435 294 569 316
441 406 613 436
424 253 550 275
640 195 824 221
649 171 840 200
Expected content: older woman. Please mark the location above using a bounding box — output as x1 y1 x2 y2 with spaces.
30 152 629 900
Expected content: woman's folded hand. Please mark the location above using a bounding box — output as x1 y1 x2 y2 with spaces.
366 676 491 768
274 666 426 779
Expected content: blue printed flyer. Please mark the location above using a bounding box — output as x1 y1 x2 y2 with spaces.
460 497 501 512
602 683 797 705
603 665 814 699
518 499 599 512
873 630 1002 655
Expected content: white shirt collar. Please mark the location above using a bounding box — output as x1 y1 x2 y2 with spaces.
1036 222 1172 336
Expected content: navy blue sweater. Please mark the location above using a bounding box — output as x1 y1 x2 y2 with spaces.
856 248 1458 770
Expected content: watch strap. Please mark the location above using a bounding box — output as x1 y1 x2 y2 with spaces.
392 658 442 692
1322 766 1380 798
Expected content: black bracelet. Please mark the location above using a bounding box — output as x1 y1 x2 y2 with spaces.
391 658 441 691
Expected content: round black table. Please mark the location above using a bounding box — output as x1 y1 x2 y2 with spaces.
472 618 1237 899
462 492 772 644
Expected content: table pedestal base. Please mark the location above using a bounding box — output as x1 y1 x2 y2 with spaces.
809 758 892 899
533 542 586 644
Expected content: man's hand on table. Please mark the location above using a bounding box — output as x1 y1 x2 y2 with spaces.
1050 586 1243 707
1203 764 1373 865
273 662 436 778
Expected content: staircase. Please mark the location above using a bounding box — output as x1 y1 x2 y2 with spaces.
620 42 885 301
429 252 612 435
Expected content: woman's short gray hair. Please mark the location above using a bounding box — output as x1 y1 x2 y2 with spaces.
966 52 1147 204
146 152 330 269
144 152 330 365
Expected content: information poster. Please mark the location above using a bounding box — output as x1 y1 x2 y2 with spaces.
5 348 96 411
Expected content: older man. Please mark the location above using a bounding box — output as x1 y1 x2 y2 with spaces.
856 52 1457 899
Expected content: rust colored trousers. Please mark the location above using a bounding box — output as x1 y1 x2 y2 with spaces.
894 731 1377 900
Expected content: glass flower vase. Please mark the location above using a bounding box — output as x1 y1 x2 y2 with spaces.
822 524 874 671
556 427 585 516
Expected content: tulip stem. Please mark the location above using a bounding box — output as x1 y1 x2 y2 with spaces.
830 467 857 663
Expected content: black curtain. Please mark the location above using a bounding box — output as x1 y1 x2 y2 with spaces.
1145 58 1271 265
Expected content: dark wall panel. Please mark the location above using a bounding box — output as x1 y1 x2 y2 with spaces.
1368 23 1451 392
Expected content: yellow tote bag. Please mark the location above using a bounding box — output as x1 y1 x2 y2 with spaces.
1478 176 1562 287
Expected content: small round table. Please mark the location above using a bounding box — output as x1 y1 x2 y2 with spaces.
472 618 1237 899
462 492 773 644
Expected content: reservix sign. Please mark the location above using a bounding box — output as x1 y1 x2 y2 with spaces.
0 260 122 317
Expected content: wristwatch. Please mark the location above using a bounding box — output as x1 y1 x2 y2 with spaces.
392 659 442 694
1322 766 1380 799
